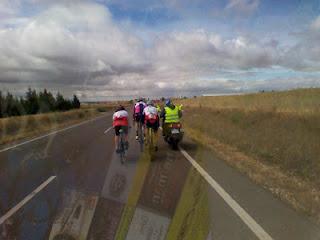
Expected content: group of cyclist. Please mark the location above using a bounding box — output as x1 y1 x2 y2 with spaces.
112 97 182 153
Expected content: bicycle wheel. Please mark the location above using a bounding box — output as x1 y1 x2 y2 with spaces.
138 122 144 152
148 128 156 160
149 128 154 150
120 143 125 164
119 130 126 164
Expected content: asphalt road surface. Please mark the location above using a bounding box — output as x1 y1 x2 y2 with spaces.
0 111 319 240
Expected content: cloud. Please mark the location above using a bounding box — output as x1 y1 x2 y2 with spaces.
1 1 320 100
0 2 147 88
225 0 259 15
0 0 20 16
277 15 320 71
310 16 320 31
152 30 278 76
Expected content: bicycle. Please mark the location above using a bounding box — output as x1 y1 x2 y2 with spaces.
117 128 127 164
137 121 144 152
146 127 156 157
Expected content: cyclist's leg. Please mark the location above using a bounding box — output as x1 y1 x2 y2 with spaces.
123 126 129 149
144 121 149 144
150 127 154 147
115 135 119 146
114 126 120 151
138 119 143 139
141 118 146 139
161 117 165 136
153 121 159 150
134 116 138 138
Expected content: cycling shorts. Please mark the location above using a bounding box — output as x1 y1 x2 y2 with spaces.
114 126 128 136
134 114 144 123
145 120 159 131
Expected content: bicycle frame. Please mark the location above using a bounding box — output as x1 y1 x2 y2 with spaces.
146 127 155 149
137 121 144 152
118 129 126 164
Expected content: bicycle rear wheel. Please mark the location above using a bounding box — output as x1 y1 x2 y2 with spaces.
119 130 126 164
148 128 156 160
138 122 144 152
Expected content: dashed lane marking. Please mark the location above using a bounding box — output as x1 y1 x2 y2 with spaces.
104 127 113 134
0 113 111 153
0 176 57 225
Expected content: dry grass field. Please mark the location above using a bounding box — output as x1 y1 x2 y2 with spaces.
180 88 320 113
0 104 115 146
177 88 320 222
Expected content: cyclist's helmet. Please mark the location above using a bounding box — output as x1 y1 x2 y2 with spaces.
165 99 171 106
116 105 125 112
138 97 144 102
147 100 154 106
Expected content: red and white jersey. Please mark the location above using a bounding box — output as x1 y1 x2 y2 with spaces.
143 106 158 121
113 110 129 127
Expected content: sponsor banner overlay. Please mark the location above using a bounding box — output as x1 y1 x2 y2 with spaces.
114 152 151 240
88 198 124 240
138 150 190 217
166 151 210 240
48 189 98 240
126 207 171 240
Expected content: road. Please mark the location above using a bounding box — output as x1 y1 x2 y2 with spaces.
0 111 319 240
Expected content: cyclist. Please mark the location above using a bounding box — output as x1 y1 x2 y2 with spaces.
133 98 147 140
113 105 129 153
143 100 160 151
160 99 182 136
155 100 162 113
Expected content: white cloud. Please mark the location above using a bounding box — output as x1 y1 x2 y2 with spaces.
310 16 320 31
225 0 259 15
277 15 320 71
1 1 320 99
0 2 147 87
152 30 278 74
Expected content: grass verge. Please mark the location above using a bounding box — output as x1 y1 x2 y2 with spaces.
178 88 320 224
0 106 112 146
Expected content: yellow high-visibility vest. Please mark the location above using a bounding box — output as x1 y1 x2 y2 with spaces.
164 106 180 123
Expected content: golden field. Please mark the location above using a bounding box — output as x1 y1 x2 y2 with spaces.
0 104 114 146
177 88 320 222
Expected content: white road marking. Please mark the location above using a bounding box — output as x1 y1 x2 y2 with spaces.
104 127 113 134
0 176 56 225
0 113 110 153
179 147 274 240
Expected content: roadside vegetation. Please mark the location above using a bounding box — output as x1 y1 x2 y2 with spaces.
0 90 126 146
0 107 108 146
178 88 320 223
0 88 80 118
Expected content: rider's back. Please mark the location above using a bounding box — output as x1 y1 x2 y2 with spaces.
113 110 128 126
134 102 146 116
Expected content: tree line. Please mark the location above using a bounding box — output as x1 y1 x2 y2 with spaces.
0 88 81 118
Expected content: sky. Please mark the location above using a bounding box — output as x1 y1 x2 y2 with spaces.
0 0 320 100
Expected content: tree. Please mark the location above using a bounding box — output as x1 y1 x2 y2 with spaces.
0 88 80 118
0 91 3 118
55 92 65 111
55 92 72 111
25 88 39 114
39 89 56 113
72 95 81 109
